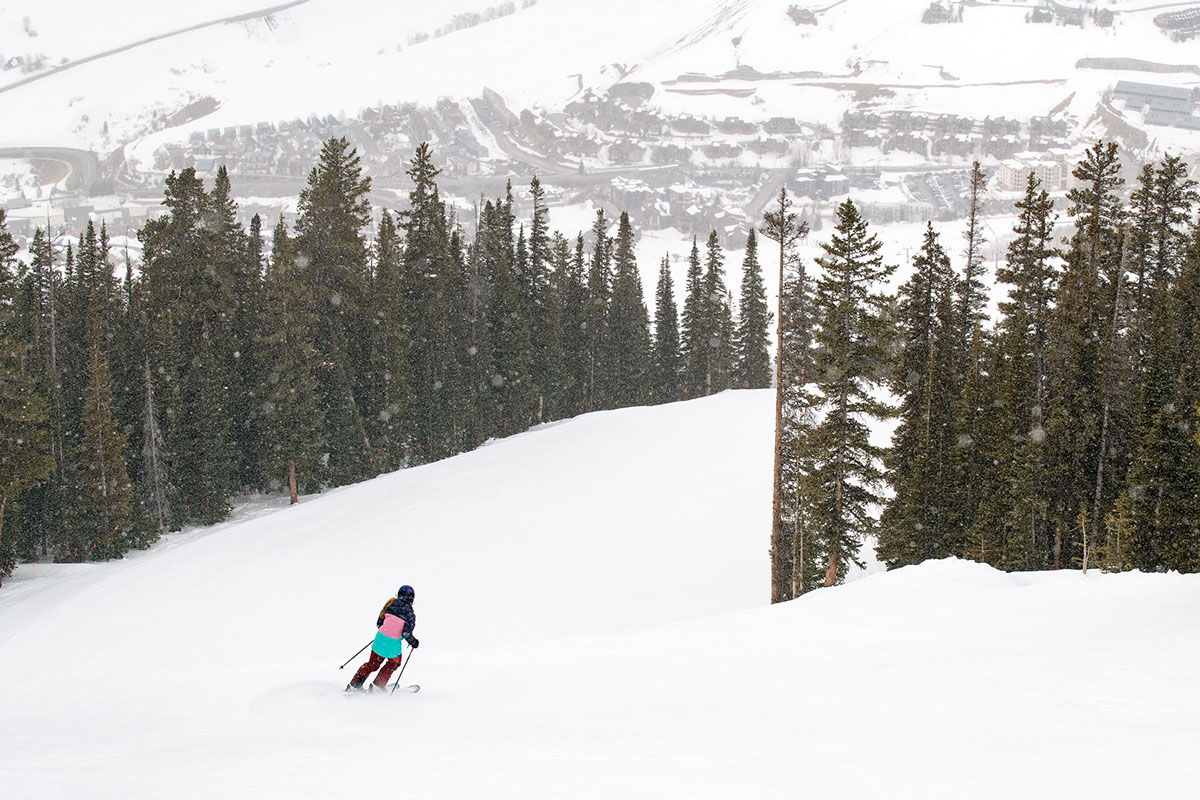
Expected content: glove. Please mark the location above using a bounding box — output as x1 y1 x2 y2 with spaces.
409 637 420 649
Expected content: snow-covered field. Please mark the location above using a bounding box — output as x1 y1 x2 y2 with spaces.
2 0 1198 151
1 390 1197 798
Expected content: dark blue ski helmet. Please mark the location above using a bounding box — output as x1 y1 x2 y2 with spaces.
397 585 415 602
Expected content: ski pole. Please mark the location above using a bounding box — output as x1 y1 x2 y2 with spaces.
389 647 415 695
339 640 373 670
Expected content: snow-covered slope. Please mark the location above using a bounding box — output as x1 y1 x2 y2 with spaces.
2 0 1197 151
1 390 1197 798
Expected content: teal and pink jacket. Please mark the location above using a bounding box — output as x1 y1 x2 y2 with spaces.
372 596 417 659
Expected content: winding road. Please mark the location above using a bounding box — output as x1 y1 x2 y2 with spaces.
0 0 312 98
0 147 100 193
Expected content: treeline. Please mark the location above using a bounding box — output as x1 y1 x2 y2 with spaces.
770 142 1200 600
0 139 774 580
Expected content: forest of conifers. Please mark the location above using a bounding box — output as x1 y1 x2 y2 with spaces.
0 139 771 577
1 139 1197 591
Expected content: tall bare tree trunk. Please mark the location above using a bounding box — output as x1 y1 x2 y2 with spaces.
769 221 788 602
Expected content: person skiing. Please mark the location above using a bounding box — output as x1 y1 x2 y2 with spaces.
346 584 420 692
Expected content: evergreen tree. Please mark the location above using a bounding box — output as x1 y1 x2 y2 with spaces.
364 210 411 468
968 174 1059 570
652 254 681 400
1043 142 1127 567
803 200 895 586
78 304 142 559
0 213 55 579
584 210 611 405
947 163 991 555
258 218 324 504
734 228 772 389
526 176 560 421
603 212 652 406
139 168 236 526
701 231 734 394
295 138 373 483
482 198 535 432
559 233 590 412
680 237 706 397
761 187 809 601
878 223 959 567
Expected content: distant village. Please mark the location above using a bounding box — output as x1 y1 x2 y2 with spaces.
3 72 1199 250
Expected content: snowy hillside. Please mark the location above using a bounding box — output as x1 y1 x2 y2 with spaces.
1 390 1197 798
2 0 1198 151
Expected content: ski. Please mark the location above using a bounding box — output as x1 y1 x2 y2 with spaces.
343 684 420 696
390 684 420 694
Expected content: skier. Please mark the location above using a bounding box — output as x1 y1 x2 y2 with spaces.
346 584 420 692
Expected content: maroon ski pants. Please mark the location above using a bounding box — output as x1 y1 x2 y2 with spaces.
351 651 403 688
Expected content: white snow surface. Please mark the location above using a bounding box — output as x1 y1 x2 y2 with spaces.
3 0 1200 150
1 390 1198 798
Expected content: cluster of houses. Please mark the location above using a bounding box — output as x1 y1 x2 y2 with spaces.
1154 7 1200 40
162 99 492 181
1113 80 1200 132
551 87 813 170
841 109 1070 160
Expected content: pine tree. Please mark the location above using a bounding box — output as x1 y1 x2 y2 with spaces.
804 200 895 586
968 174 1059 570
0 213 55 579
78 303 141 559
559 234 590 413
701 231 734 394
734 228 772 389
536 231 569 420
1043 141 1127 568
584 210 611 405
680 237 706 397
603 212 652 406
364 210 411 468
761 187 809 601
947 163 991 556
258 218 324 504
1119 165 1200 571
482 197 535 432
652 254 682 400
296 138 373 483
139 167 237 526
878 223 959 568
526 176 559 421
